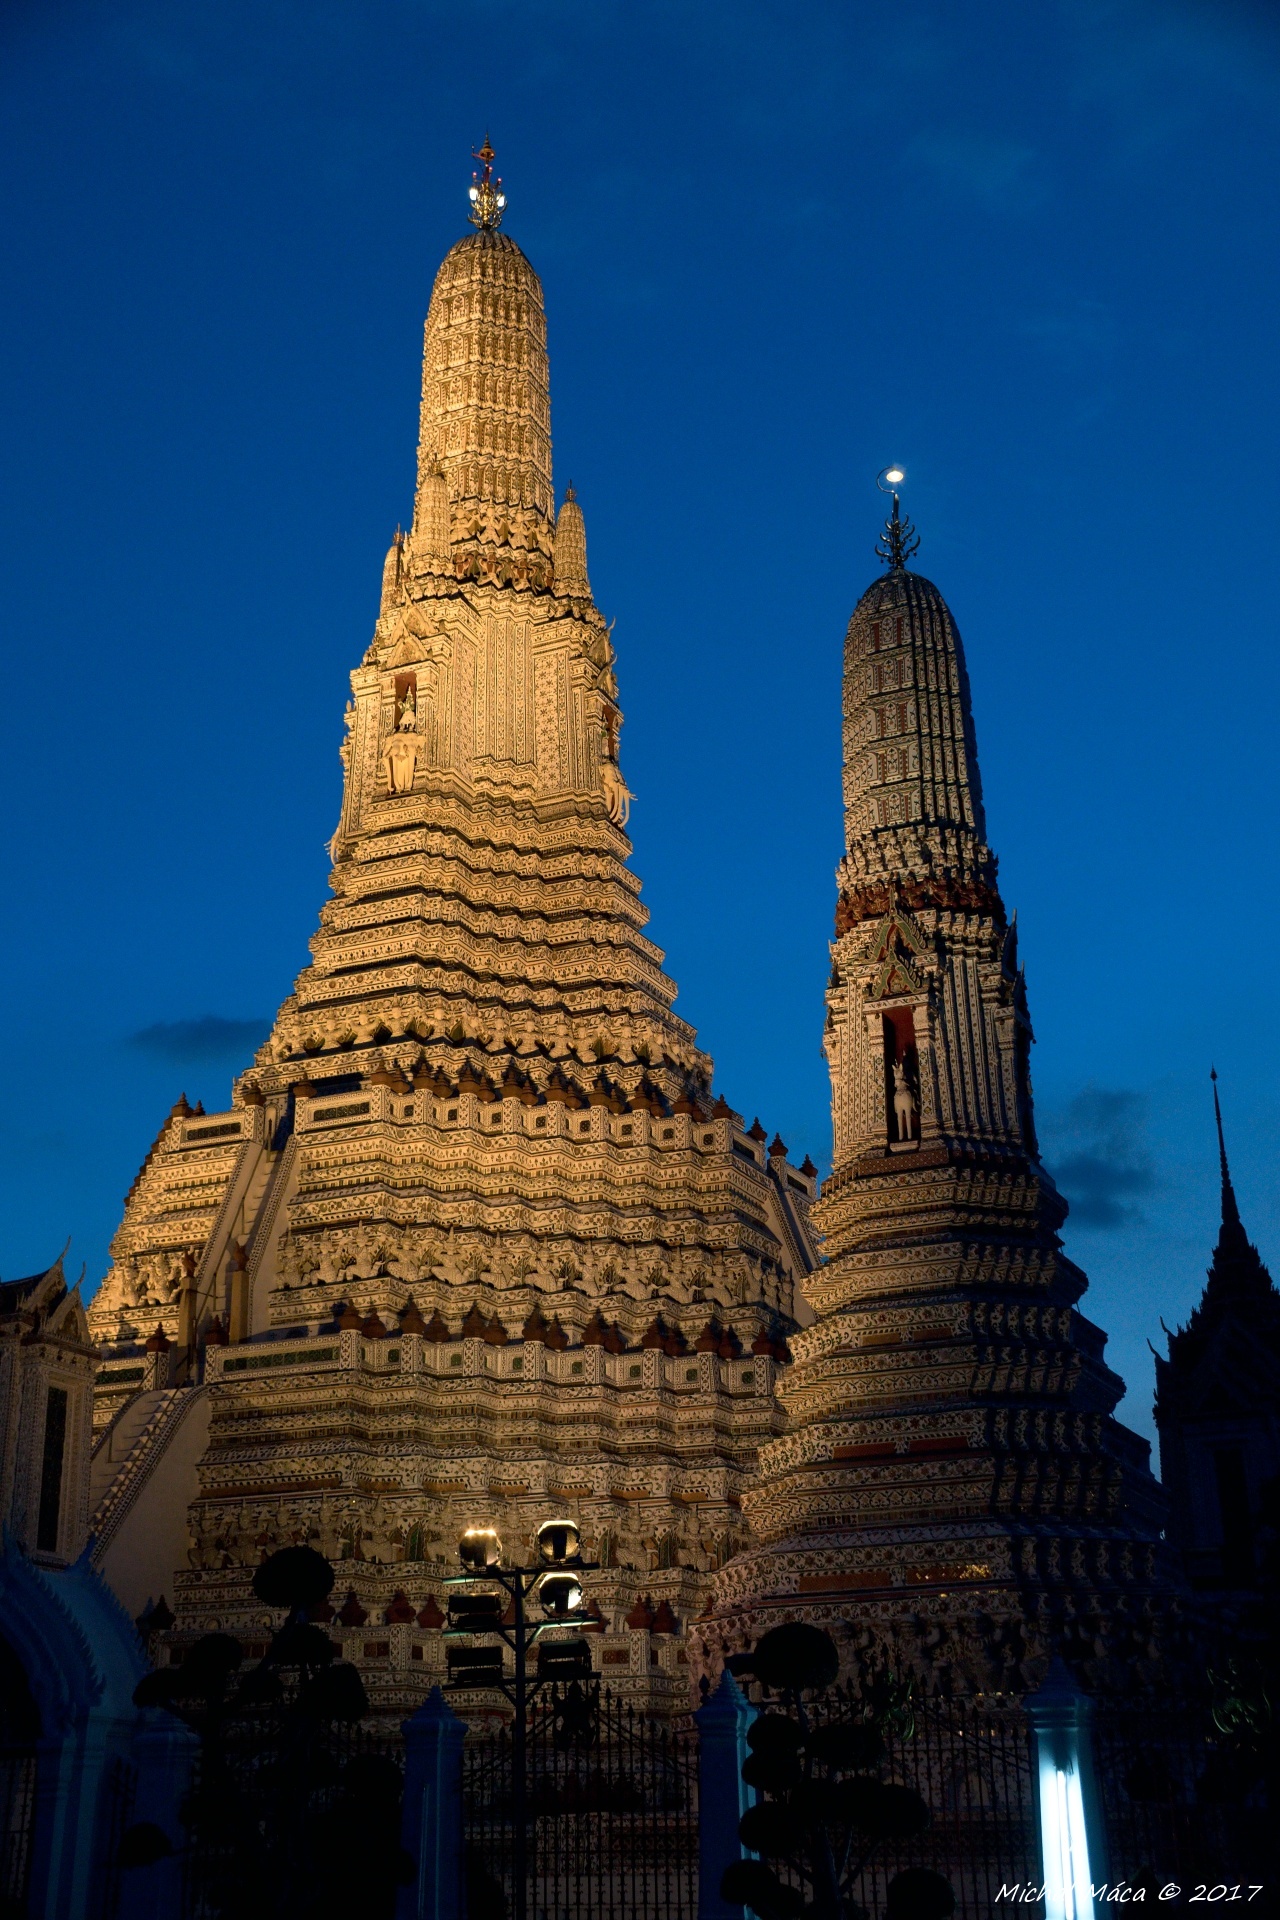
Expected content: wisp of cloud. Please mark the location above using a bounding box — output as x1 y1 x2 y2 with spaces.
128 1016 269 1063
1042 1085 1157 1228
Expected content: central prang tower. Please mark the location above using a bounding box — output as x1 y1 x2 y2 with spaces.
86 151 817 1711
703 489 1171 1696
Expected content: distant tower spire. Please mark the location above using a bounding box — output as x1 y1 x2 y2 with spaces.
1204 1067 1276 1303
874 469 919 572
1210 1067 1246 1248
468 136 507 230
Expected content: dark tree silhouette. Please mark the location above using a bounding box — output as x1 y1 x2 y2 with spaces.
720 1624 954 1920
125 1547 409 1920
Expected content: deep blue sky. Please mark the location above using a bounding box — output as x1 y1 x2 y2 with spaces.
3 0 1279 1449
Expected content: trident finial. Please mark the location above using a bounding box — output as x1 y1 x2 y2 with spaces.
468 136 507 230
875 467 920 571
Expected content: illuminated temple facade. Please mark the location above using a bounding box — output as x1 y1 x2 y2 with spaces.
85 153 818 1712
83 157 1172 1707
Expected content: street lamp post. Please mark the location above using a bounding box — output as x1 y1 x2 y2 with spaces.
444 1521 599 1920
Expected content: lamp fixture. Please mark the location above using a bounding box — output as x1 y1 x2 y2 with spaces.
534 1518 581 1565
458 1526 503 1571
538 1572 583 1619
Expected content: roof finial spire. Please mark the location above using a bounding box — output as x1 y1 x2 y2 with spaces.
468 135 506 230
874 466 920 571
1210 1067 1244 1240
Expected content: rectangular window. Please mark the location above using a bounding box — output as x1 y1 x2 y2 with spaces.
37 1386 68 1553
898 749 910 779
896 703 908 733
870 622 881 652
876 752 888 782
871 663 883 693
895 616 904 643
875 708 888 738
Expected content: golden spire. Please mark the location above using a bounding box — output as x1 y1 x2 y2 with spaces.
468 136 506 230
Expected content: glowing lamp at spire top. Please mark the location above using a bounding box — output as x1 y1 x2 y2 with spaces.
468 135 507 229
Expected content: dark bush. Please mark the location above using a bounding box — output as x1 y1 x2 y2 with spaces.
117 1822 172 1869
747 1622 842 1692
252 1546 335 1611
721 1859 806 1920
886 1868 956 1920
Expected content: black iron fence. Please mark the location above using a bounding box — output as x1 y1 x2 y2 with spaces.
182 1708 405 1920
167 1678 1271 1920
0 1746 35 1920
751 1682 1272 1914
91 1754 137 1920
763 1685 1041 1920
858 1695 1039 1917
462 1680 698 1920
1093 1701 1272 1889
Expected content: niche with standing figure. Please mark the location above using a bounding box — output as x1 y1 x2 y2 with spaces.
882 1007 920 1145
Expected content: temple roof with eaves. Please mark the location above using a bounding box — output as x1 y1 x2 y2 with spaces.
1156 1079 1280 1418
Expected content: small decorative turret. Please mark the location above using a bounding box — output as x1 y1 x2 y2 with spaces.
410 465 451 575
379 527 405 613
553 484 591 598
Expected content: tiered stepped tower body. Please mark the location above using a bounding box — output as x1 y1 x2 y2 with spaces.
703 499 1170 1696
87 158 817 1709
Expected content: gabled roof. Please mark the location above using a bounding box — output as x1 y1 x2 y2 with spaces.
0 1251 91 1346
0 1251 67 1318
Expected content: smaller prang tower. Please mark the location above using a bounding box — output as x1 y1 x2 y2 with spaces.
1155 1075 1280 1600
706 484 1170 1695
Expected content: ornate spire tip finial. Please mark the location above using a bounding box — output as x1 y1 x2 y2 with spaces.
874 468 920 572
468 136 507 230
